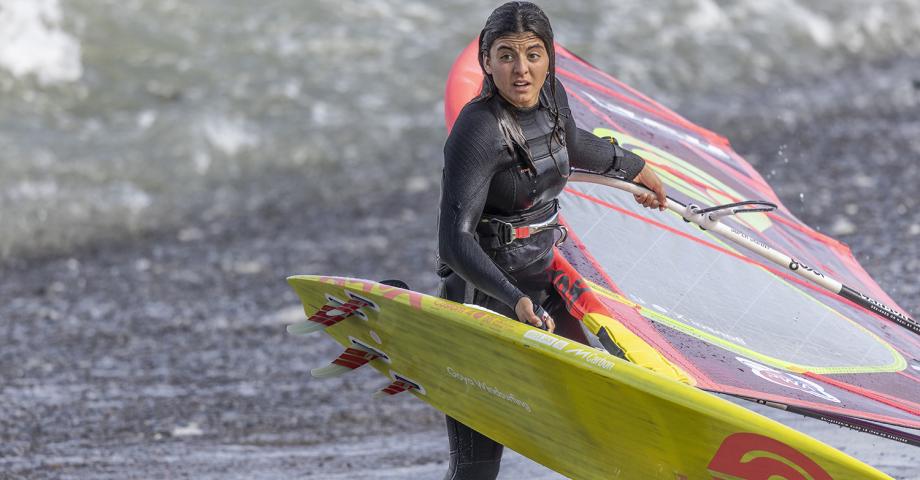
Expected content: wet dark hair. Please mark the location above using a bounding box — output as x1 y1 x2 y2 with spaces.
475 1 564 175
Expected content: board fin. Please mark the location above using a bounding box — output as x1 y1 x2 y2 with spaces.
311 347 382 379
287 296 372 335
373 375 422 398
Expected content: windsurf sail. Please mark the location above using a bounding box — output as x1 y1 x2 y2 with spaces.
445 40 920 445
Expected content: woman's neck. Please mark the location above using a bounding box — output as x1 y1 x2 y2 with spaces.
496 91 540 112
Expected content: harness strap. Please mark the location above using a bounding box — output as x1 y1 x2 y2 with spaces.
477 200 566 248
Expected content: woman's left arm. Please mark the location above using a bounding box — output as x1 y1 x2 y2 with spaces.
557 80 667 210
568 126 667 210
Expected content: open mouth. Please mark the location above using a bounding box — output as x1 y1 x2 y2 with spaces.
512 80 531 91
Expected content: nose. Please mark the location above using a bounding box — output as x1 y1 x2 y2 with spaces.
512 56 528 76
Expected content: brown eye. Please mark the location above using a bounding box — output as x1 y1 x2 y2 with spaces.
500 53 513 62
528 52 541 61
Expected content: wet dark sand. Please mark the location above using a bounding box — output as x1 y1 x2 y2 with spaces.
2 58 919 479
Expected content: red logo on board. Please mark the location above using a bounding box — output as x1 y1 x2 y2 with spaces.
708 433 832 480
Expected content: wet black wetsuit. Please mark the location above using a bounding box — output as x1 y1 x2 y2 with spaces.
437 79 645 480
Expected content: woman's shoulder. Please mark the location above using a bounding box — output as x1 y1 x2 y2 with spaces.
444 98 512 170
452 99 497 133
446 98 502 147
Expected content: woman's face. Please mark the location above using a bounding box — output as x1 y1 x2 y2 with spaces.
483 32 549 109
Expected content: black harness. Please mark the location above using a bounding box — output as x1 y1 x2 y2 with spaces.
476 199 566 249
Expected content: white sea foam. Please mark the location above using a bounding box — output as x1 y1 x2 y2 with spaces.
202 115 260 156
171 422 204 437
1 0 919 259
0 0 82 84
6 179 58 201
684 0 729 32
109 182 153 214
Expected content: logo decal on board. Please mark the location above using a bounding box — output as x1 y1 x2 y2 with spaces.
446 366 531 413
736 357 840 403
564 347 614 371
524 330 569 350
708 432 833 480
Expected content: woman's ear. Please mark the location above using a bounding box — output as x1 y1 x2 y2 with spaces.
482 53 493 75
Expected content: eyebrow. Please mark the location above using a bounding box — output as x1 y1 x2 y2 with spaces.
495 42 545 51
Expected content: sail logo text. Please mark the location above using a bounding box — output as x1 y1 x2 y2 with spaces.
736 357 840 403
550 268 589 308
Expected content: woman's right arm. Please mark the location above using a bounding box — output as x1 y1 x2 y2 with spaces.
438 108 527 311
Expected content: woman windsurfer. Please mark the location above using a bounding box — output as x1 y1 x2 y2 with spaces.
437 2 667 479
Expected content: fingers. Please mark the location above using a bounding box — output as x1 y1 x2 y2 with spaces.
513 297 555 332
515 297 541 326
653 183 668 211
634 192 660 209
527 311 555 332
524 311 542 327
634 165 668 211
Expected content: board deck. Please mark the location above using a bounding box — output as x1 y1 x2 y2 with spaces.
288 275 891 480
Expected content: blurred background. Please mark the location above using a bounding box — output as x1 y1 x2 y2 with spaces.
1 0 919 478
